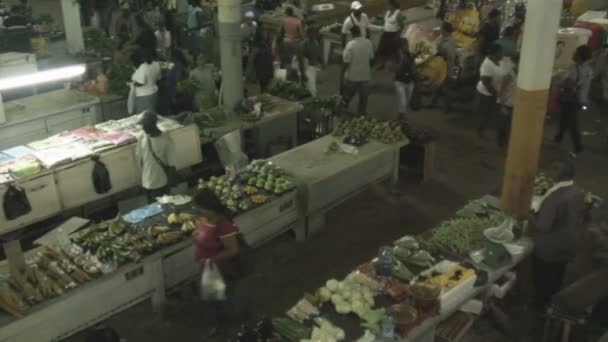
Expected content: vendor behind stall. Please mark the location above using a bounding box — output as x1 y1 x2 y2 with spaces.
135 111 177 202
190 53 219 110
528 160 585 309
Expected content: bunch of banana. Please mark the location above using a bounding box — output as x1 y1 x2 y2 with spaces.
167 212 197 225
147 225 171 237
181 220 198 233
108 215 129 236
156 231 183 245
95 241 134 264
123 232 157 254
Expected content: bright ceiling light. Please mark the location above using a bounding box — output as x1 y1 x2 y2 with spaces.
0 65 86 91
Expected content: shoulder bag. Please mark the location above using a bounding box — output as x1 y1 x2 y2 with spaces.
146 136 179 188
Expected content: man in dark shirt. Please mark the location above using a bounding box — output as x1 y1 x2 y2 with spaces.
529 160 585 308
134 14 157 59
479 9 501 57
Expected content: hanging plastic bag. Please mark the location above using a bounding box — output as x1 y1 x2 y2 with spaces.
200 260 226 301
214 130 249 178
127 82 136 114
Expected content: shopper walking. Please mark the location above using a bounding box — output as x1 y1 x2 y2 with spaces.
253 26 275 93
341 26 374 115
302 25 323 96
341 1 371 46
527 160 585 309
136 111 177 202
279 7 305 80
394 41 416 120
554 45 593 157
476 44 504 138
497 55 517 150
192 188 240 337
432 22 458 112
131 50 162 114
478 9 501 57
375 0 403 70
155 16 172 59
495 26 518 59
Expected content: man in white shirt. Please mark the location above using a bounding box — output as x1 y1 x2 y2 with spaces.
131 52 162 114
342 26 374 115
136 111 177 202
476 43 504 138
341 1 370 46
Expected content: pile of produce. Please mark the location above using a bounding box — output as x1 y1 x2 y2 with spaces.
267 79 311 101
301 95 344 114
534 172 596 204
317 278 376 317
194 107 227 131
71 215 138 265
272 317 312 341
419 264 475 289
83 28 117 58
3 246 100 314
392 236 436 269
108 60 135 98
198 160 295 213
534 172 554 196
421 210 509 257
333 117 407 144
176 78 201 95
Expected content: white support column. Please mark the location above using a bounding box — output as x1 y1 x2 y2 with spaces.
61 0 84 54
218 0 243 114
501 0 562 215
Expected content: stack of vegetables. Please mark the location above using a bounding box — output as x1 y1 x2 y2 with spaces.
534 172 596 205
267 79 311 101
197 160 296 213
71 215 139 265
1 245 101 317
333 117 408 144
420 202 509 257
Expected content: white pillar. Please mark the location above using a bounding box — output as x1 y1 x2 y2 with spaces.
501 0 563 215
61 0 84 54
218 0 243 114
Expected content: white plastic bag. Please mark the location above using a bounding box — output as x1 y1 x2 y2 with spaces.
214 130 249 177
200 260 226 301
127 83 135 114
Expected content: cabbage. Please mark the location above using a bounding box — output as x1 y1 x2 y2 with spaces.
326 279 340 292
318 287 332 302
335 303 351 314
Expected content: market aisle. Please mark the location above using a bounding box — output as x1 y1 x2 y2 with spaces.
64 65 608 342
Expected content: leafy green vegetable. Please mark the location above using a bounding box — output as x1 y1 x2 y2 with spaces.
108 60 135 97
267 79 311 100
84 28 117 58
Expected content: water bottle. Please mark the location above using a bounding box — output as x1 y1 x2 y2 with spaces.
381 312 395 341
378 246 394 276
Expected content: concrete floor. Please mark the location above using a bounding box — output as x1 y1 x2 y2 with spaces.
64 64 608 342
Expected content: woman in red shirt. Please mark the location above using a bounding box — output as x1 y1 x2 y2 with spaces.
192 188 239 264
192 189 239 337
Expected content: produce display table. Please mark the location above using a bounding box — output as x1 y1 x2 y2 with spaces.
0 185 301 341
270 196 535 342
270 135 407 234
0 124 202 236
200 94 304 156
259 0 427 37
0 89 101 151
403 238 533 341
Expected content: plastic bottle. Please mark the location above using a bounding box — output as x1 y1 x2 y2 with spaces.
378 246 394 276
381 312 395 341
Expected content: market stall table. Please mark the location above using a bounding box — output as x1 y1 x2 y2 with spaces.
270 135 407 234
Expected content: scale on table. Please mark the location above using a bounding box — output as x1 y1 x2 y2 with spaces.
481 218 515 269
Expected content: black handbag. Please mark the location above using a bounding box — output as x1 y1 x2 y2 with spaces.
92 156 112 194
3 184 31 220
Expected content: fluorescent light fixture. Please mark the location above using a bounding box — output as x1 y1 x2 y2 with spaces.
0 64 86 91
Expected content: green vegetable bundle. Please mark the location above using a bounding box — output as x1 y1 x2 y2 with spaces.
108 60 135 98
422 212 508 257
84 28 117 58
267 79 311 100
272 317 311 341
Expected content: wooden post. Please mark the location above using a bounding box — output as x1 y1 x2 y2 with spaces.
501 0 563 216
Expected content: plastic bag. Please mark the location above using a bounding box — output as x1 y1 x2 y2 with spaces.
214 130 249 177
200 260 226 301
